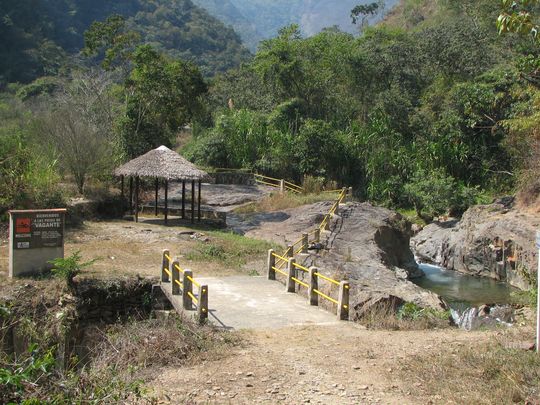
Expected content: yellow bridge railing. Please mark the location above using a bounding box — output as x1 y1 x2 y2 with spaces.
161 250 208 324
274 187 351 270
254 174 304 194
267 251 350 321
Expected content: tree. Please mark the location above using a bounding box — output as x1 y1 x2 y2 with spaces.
83 14 141 72
119 45 207 157
40 70 120 194
498 0 540 37
350 1 385 30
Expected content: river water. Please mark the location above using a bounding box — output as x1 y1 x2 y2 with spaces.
414 263 516 309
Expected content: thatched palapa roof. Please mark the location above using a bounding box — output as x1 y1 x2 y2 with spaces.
114 145 210 181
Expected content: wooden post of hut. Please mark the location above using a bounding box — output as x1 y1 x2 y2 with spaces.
154 178 159 216
191 180 195 223
198 180 202 221
164 179 168 225
129 177 133 214
182 181 186 219
134 176 139 223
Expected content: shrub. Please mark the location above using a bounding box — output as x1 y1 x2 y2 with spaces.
49 251 97 290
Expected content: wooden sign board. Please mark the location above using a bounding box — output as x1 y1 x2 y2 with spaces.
9 209 66 277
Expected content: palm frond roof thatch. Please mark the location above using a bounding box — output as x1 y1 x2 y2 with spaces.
114 145 210 181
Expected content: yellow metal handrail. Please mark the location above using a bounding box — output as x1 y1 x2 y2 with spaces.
314 272 341 287
293 262 309 272
272 266 288 277
175 279 183 288
292 277 309 288
164 253 172 262
272 252 289 262
284 180 303 190
187 275 201 288
255 178 280 187
254 173 281 182
187 291 198 304
163 268 172 277
313 289 338 305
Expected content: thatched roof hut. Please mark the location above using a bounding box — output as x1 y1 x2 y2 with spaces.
114 145 210 181
115 146 211 224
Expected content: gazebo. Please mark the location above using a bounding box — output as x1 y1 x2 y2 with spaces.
114 145 210 224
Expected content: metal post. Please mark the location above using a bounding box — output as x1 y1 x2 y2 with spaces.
348 187 353 202
301 233 308 254
309 266 318 306
337 281 350 321
279 179 285 194
172 258 181 295
198 285 208 324
161 249 170 282
267 249 276 280
183 269 193 310
314 229 320 243
286 258 296 293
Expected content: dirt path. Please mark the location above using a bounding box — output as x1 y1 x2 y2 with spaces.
152 323 489 404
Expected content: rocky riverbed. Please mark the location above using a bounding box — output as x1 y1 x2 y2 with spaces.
412 197 539 290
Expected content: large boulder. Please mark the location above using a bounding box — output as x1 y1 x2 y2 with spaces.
412 197 540 290
233 200 447 317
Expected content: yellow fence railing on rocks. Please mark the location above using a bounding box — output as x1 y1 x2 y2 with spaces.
266 187 352 320
267 250 350 320
161 249 208 324
254 174 304 194
274 187 350 271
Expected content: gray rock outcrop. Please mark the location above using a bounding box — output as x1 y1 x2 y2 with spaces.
305 202 446 317
412 198 539 290
229 200 447 318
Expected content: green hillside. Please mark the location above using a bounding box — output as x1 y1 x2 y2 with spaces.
0 0 250 85
192 0 399 51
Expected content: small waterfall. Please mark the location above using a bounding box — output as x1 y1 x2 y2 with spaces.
451 305 514 331
451 307 478 331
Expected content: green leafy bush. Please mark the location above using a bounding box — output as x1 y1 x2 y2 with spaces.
0 344 55 404
49 251 97 289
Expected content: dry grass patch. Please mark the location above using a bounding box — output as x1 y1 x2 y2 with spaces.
235 192 336 213
184 230 281 270
357 301 451 330
399 331 540 404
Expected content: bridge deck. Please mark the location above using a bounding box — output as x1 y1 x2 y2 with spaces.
163 276 340 330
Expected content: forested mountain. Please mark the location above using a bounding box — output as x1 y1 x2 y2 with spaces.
192 0 399 51
0 0 250 85
183 0 540 216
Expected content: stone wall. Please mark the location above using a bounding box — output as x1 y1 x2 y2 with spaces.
210 172 255 185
